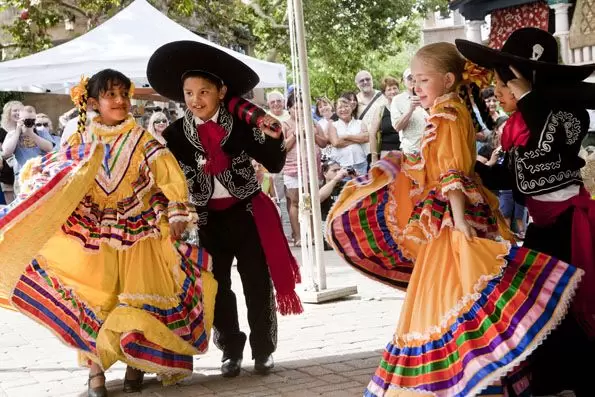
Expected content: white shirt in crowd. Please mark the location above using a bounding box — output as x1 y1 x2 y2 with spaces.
391 92 427 154
332 118 367 167
357 91 387 155
60 110 97 146
318 118 336 161
268 109 291 124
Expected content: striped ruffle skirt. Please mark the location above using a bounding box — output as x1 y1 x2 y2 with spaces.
326 156 582 396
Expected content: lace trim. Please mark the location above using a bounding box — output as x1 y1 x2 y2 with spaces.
432 92 460 108
439 172 484 205
466 265 582 397
400 111 443 197
400 105 459 195
167 201 198 224
118 292 180 305
90 115 136 138
402 200 496 245
119 334 194 382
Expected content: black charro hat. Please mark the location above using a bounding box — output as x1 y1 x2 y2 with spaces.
455 27 595 85
147 41 259 103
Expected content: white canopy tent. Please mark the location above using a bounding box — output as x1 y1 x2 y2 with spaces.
0 0 286 93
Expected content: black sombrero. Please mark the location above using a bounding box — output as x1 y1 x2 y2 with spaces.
455 27 595 85
147 41 259 103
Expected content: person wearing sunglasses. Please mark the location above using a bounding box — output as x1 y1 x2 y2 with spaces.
2 105 54 194
354 70 387 168
35 113 60 146
147 111 169 141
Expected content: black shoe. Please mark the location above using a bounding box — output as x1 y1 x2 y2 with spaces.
221 357 242 378
88 372 108 397
254 354 274 374
122 367 144 393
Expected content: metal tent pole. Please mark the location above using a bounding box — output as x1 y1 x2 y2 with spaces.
290 0 326 290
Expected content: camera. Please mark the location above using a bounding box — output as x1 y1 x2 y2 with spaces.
345 167 357 177
496 150 505 165
23 118 36 128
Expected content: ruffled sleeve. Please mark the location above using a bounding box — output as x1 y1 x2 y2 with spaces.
65 130 82 148
432 107 483 205
144 137 197 225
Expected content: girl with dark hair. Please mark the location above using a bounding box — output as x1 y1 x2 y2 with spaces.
0 68 217 397
326 42 581 396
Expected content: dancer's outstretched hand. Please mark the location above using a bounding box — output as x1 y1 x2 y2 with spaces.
454 217 478 241
170 221 188 240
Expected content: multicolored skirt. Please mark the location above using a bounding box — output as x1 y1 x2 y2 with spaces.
0 144 217 384
327 155 582 397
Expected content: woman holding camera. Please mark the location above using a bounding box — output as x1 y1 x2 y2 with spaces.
2 105 53 195
0 100 22 204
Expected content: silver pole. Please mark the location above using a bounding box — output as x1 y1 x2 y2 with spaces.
287 0 316 290
290 0 326 290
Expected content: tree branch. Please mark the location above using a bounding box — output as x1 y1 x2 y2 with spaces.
56 0 90 18
247 2 288 29
0 43 19 50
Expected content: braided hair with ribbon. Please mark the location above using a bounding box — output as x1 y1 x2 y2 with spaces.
70 75 90 138
460 60 495 132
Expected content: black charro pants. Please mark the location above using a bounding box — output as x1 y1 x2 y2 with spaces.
198 200 277 361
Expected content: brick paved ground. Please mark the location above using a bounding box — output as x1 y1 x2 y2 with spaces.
0 245 405 397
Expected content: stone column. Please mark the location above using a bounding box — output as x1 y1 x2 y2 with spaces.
549 2 572 64
453 10 463 26
466 20 484 43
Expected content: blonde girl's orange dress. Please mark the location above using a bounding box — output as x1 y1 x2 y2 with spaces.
0 115 217 385
326 93 582 397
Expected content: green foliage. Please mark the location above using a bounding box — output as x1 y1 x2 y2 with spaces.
248 0 431 98
416 0 451 16
0 0 251 58
0 91 24 111
0 0 452 99
0 0 62 57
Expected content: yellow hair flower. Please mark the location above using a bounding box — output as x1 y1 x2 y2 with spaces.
70 75 89 107
462 61 493 89
129 82 135 98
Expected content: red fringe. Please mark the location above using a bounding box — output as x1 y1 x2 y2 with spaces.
276 291 304 315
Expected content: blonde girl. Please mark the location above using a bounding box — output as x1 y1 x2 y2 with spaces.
0 100 22 203
326 43 581 396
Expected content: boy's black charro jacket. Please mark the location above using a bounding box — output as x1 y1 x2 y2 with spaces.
476 91 588 198
163 106 286 225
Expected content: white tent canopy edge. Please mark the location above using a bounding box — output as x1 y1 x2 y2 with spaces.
0 0 286 94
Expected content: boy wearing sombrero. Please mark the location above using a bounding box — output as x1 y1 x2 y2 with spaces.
456 28 595 396
147 41 302 378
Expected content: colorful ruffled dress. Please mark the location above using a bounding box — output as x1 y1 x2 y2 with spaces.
326 93 582 397
0 115 217 384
